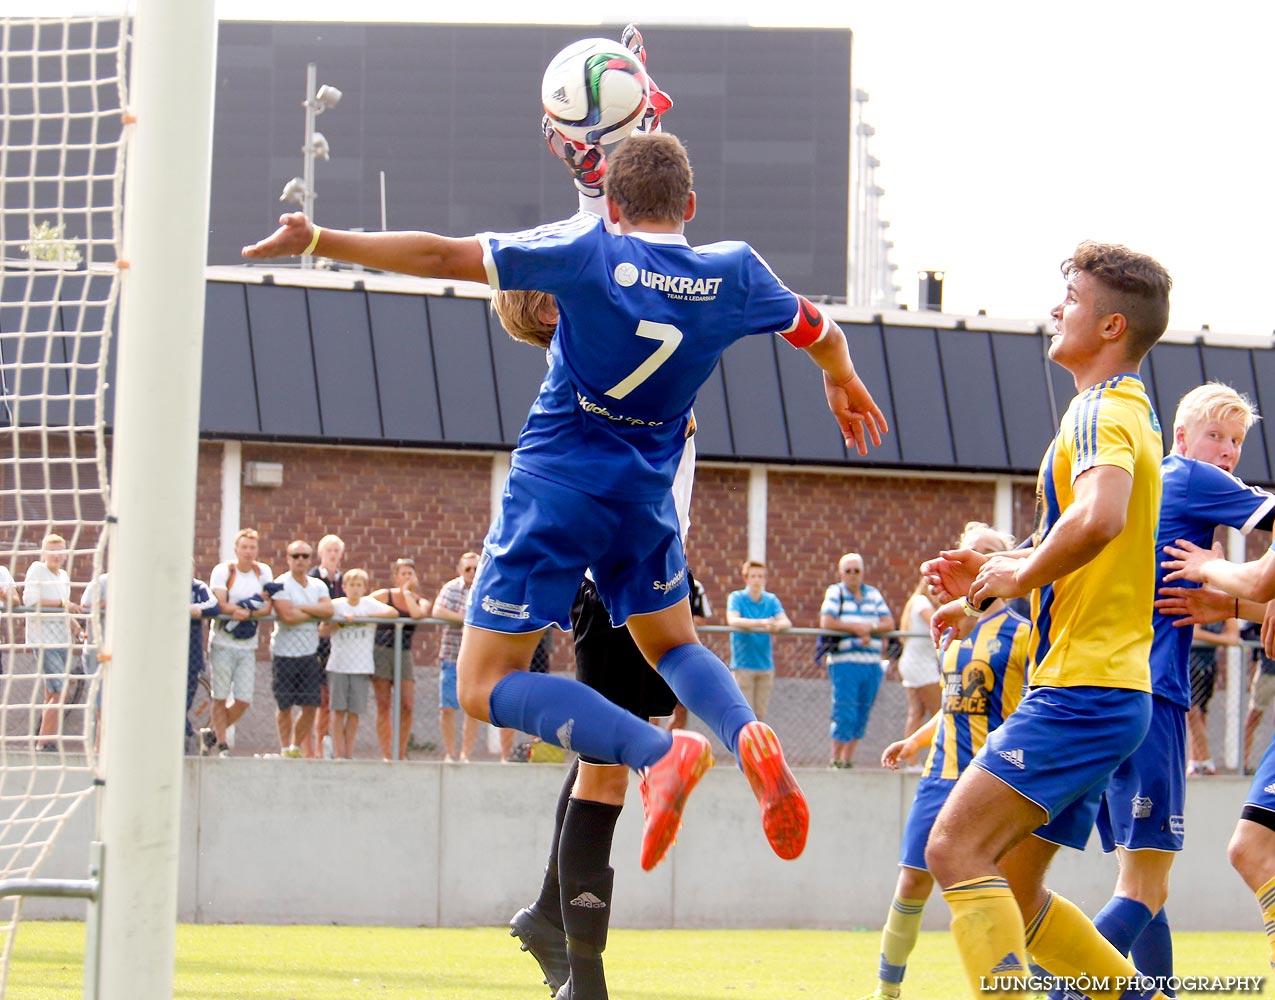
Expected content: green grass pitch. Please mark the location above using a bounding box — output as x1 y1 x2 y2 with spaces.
11 922 1271 999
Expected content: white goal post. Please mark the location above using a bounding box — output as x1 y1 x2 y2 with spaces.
91 1 215 999
0 2 213 998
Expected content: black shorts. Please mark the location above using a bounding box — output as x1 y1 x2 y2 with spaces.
272 653 324 709
1189 657 1216 712
571 578 676 765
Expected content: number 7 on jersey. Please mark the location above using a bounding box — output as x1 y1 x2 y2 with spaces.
604 321 683 399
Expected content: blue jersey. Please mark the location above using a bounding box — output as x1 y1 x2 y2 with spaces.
1151 454 1274 707
479 213 823 501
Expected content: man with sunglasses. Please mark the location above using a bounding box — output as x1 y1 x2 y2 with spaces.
270 541 334 758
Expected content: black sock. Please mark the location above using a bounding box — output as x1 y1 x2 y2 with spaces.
559 796 622 1000
533 758 579 929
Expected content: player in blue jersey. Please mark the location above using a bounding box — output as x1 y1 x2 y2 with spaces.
859 522 1029 1000
244 130 888 879
1159 502 1275 972
920 243 1175 1000
1055 382 1274 1000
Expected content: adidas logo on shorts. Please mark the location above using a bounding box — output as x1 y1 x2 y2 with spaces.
998 748 1025 769
569 891 607 909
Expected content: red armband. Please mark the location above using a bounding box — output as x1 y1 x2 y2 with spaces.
779 295 828 349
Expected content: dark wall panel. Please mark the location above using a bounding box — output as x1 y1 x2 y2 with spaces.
490 321 549 445
213 22 850 298
1249 350 1275 482
692 365 733 458
1201 346 1270 483
991 332 1058 472
720 336 788 459
883 326 953 468
1147 342 1203 453
425 297 503 446
199 282 260 435
841 324 899 465
245 284 321 437
366 292 441 443
776 341 846 464
306 288 382 440
937 330 1008 470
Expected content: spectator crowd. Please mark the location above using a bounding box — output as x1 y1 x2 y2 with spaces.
0 526 1258 771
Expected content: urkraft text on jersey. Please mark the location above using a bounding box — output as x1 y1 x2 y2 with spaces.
639 270 722 300
576 392 665 427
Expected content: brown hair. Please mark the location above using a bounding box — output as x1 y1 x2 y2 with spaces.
491 290 556 350
740 559 765 576
1061 241 1172 361
604 132 692 226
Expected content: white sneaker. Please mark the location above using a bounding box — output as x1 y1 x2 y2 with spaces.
322 735 334 760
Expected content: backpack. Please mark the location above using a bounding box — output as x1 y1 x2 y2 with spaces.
814 585 846 665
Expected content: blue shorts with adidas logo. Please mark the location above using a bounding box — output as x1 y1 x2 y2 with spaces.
973 685 1152 851
467 467 689 634
1244 729 1275 816
1096 694 1186 853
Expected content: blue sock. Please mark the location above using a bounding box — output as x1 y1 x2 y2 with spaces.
655 643 756 756
488 671 671 770
1093 895 1154 956
1130 908 1175 997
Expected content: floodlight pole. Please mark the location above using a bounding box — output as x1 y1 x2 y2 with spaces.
89 0 215 998
301 62 317 268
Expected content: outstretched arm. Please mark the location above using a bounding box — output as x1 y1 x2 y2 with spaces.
1163 541 1275 603
242 212 487 283
804 321 887 456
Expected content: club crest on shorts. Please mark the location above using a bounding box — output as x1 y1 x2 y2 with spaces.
1130 794 1153 819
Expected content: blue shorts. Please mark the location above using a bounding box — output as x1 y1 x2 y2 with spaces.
467 468 688 633
1096 694 1186 853
1245 729 1275 815
38 647 69 695
975 685 1152 851
828 659 882 742
899 775 957 870
439 660 459 710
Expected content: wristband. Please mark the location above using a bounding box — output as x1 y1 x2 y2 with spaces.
302 225 322 257
960 598 982 618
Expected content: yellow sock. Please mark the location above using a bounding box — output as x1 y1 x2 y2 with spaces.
876 895 926 996
1257 875 1275 970
1025 890 1165 1000
942 876 1027 997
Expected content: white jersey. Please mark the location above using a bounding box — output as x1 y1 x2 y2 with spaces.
325 596 389 674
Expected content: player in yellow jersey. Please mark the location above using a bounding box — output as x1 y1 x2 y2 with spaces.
858 522 1028 1000
922 242 1173 1000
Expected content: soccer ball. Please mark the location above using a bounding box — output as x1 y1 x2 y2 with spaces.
541 38 649 147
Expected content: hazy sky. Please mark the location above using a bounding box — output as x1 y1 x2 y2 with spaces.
15 1 1275 335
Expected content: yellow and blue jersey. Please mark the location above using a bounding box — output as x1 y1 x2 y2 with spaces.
1028 374 1162 691
922 607 1030 780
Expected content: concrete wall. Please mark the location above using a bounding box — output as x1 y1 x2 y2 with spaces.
26 759 1258 931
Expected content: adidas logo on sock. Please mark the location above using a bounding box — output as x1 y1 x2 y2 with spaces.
988 952 1026 975
998 748 1025 769
556 720 574 753
569 891 607 909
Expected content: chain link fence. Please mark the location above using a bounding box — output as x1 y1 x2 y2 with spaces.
0 611 1267 772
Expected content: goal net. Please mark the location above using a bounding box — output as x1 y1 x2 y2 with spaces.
0 13 127 988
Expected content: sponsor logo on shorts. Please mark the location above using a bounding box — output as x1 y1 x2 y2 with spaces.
653 566 686 594
557 719 573 752
479 595 530 619
1131 794 1153 819
614 262 638 287
569 891 607 909
1169 814 1185 836
998 748 1025 769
